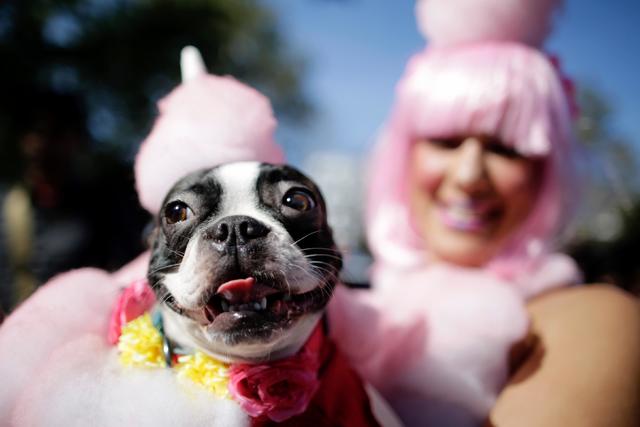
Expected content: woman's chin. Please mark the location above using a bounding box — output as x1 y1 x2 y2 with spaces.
426 227 502 267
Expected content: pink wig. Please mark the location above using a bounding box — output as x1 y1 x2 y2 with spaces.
367 42 581 295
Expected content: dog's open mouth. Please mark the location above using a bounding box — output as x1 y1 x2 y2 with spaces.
202 277 331 327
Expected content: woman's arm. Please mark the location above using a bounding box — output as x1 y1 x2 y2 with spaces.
488 285 640 426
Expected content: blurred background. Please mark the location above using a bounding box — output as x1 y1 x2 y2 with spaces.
0 0 639 315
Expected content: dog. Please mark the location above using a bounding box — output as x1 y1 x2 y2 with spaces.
0 160 398 426
148 161 342 363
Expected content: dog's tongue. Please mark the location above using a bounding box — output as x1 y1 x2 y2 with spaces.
217 277 256 303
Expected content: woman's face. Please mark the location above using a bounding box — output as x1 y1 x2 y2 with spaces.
409 136 541 267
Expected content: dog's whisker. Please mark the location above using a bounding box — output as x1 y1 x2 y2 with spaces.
166 248 185 258
302 252 342 259
319 282 334 300
285 263 328 292
299 247 347 259
289 230 322 247
303 253 343 262
309 260 339 269
287 262 323 281
298 247 341 254
308 260 339 273
149 277 165 290
148 263 182 275
315 270 337 288
312 271 339 297
314 266 333 279
308 270 335 283
284 265 313 287
295 263 337 294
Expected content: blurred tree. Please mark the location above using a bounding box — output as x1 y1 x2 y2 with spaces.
0 0 310 180
573 86 637 237
567 85 640 294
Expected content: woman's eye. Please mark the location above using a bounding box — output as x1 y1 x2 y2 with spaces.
428 138 462 150
486 142 522 159
282 190 316 212
164 201 192 224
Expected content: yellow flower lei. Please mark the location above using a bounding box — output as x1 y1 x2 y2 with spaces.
175 352 230 398
117 313 230 398
118 314 165 368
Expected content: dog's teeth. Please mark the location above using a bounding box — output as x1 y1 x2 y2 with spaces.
222 300 269 312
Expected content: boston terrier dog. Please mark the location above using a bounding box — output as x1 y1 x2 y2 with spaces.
148 161 342 364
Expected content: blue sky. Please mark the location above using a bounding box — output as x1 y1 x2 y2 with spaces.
263 0 640 164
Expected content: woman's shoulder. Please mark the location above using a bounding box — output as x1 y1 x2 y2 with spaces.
526 284 640 380
528 284 640 329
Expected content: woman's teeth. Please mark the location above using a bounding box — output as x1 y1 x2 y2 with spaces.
438 201 496 231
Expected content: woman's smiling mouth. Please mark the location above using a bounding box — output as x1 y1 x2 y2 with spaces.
436 199 502 232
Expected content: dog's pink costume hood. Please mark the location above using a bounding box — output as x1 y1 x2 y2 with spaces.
135 74 283 214
329 0 582 425
0 49 284 425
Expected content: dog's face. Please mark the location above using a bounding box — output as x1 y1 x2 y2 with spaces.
148 162 342 362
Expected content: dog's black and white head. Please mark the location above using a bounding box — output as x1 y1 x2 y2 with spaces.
148 162 342 363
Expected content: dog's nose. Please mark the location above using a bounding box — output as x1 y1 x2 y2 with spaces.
207 215 270 246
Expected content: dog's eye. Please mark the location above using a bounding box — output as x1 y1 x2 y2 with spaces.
282 189 316 212
164 201 192 224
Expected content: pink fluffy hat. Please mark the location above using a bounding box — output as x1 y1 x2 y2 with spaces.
135 46 285 214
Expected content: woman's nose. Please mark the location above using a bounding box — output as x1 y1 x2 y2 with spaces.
451 138 488 191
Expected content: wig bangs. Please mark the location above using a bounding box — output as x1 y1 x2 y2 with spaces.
398 43 570 159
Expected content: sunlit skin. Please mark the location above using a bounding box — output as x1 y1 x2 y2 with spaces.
408 135 541 267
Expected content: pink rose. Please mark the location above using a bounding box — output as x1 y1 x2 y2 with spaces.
228 328 324 422
107 279 156 344
229 361 319 422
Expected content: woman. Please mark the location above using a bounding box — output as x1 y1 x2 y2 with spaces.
329 1 640 425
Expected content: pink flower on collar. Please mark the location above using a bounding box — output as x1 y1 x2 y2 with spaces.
108 279 156 344
227 327 323 422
